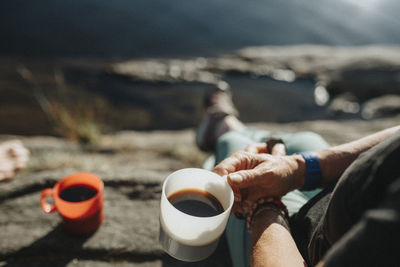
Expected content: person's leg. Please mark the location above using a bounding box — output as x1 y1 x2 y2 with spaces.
215 129 270 267
213 128 329 267
195 86 331 266
307 130 400 265
215 129 329 161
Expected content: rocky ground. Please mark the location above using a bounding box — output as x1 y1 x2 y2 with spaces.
1 115 399 266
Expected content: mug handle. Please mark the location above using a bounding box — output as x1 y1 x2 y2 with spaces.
40 188 56 213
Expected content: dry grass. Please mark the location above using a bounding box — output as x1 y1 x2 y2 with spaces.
44 99 105 143
17 66 107 143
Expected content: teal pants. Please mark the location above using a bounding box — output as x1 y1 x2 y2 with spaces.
203 128 329 267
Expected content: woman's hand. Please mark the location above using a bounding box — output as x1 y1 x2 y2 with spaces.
213 143 305 216
215 151 304 197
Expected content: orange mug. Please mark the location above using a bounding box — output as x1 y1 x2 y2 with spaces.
40 172 104 235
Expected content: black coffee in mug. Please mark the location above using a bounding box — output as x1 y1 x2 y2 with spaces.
159 168 234 262
160 189 225 262
59 185 98 202
168 188 224 217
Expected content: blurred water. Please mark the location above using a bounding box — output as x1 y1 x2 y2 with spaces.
1 0 399 58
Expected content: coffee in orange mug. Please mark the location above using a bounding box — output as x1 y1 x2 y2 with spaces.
40 172 104 235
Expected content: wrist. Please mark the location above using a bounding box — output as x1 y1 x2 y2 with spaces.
247 197 289 232
291 154 306 190
250 206 290 237
296 151 323 190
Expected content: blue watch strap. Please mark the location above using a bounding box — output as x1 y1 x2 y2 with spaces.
297 151 322 191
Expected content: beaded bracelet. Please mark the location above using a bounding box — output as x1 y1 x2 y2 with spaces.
246 197 289 231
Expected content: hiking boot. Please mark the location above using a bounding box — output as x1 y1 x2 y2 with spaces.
196 84 239 152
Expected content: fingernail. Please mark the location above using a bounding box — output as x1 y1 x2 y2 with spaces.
229 173 242 183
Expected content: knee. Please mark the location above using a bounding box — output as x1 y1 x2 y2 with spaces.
217 130 242 144
215 130 250 164
216 130 245 152
297 131 327 144
306 132 329 147
285 131 329 153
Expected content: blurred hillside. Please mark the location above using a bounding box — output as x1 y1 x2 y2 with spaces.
1 0 400 58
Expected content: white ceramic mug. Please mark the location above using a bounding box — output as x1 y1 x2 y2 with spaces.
159 168 234 262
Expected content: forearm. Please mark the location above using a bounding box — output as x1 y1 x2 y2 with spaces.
292 126 400 189
318 125 400 186
250 209 304 267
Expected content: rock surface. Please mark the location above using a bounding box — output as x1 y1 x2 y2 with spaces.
1 45 400 136
110 45 400 101
1 116 399 266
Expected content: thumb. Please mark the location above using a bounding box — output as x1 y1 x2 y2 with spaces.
227 169 261 188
